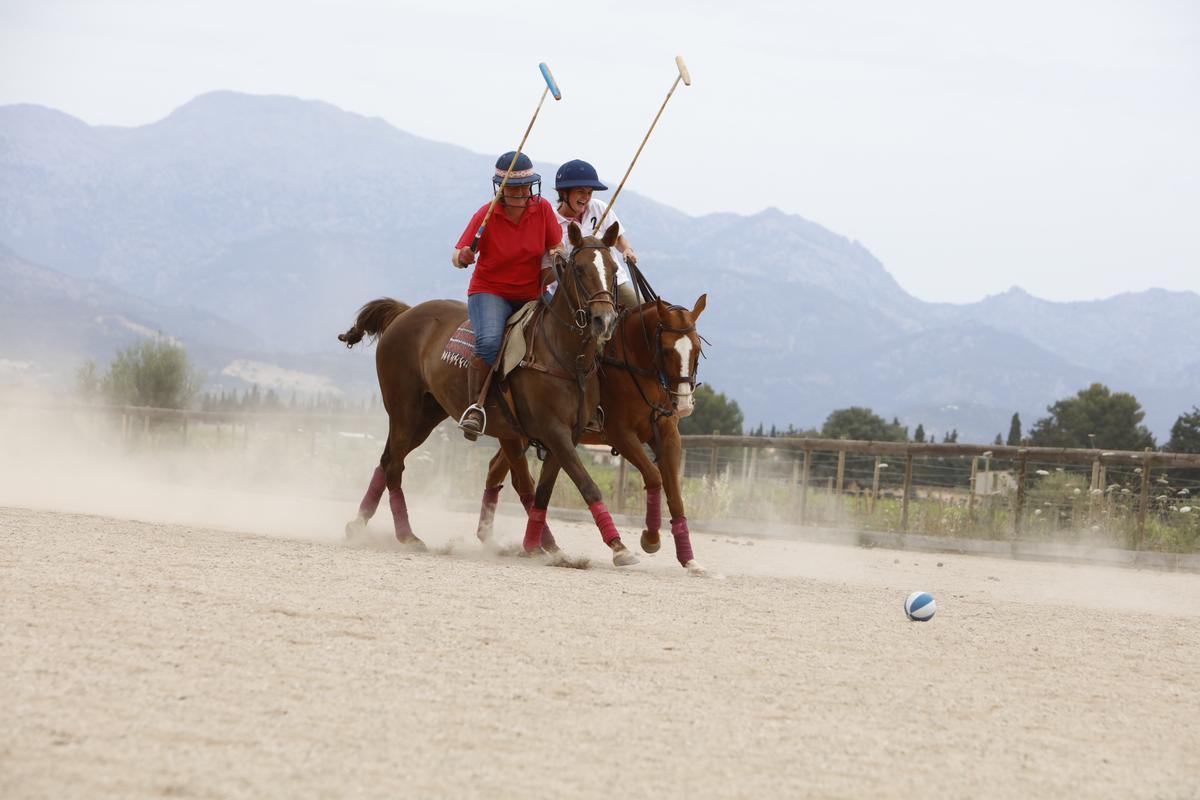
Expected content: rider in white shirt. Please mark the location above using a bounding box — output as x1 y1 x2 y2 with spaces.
551 159 641 309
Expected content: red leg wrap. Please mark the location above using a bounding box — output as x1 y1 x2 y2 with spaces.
645 486 662 533
588 501 621 545
523 507 547 552
520 493 557 549
358 466 386 519
389 488 414 541
671 516 694 565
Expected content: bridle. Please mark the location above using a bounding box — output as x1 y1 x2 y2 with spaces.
544 242 617 332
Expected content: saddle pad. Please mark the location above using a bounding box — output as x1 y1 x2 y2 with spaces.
438 300 539 374
440 323 474 369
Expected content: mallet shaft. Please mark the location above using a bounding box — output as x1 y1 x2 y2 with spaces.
470 63 562 252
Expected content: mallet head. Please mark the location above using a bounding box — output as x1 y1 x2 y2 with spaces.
539 63 562 100
675 55 691 86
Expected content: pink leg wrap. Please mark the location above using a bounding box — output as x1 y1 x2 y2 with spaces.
589 501 621 545
519 493 557 549
389 489 415 541
645 486 662 533
671 516 694 565
523 507 547 552
358 466 387 519
477 486 501 539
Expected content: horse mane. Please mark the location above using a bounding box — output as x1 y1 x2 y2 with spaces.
337 298 410 348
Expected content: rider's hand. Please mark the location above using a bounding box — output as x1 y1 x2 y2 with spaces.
623 250 638 268
456 246 476 268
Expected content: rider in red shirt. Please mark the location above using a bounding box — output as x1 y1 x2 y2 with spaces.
452 151 563 439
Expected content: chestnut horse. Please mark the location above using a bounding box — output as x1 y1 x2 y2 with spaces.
338 223 641 567
476 295 708 573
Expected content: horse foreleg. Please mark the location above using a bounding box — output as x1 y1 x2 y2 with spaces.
657 421 703 573
609 429 664 555
478 448 510 542
544 430 638 567
523 451 560 553
501 439 559 552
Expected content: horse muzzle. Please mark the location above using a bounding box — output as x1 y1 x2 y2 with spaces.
591 309 618 344
673 387 695 418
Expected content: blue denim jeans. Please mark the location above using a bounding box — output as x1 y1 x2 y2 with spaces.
467 293 526 366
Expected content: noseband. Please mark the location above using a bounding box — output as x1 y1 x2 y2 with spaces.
555 243 617 330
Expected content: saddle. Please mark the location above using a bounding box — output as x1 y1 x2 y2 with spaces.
441 300 604 444
439 300 539 377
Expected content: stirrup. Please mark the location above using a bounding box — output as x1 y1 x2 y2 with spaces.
458 403 487 441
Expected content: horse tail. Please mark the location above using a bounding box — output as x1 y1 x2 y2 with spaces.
338 298 411 348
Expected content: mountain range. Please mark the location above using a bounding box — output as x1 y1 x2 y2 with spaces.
2 91 1197 441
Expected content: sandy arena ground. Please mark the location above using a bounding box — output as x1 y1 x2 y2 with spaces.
3 484 1200 799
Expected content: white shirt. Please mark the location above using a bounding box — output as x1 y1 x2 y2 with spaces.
553 198 631 287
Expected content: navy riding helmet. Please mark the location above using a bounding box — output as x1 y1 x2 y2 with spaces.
493 151 541 200
555 159 608 192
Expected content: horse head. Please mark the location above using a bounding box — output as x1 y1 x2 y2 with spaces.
558 221 620 345
652 294 706 418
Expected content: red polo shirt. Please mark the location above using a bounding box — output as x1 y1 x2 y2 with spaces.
456 197 563 301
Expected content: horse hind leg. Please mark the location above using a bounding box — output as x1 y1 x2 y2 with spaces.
384 397 446 551
346 446 391 542
477 448 510 544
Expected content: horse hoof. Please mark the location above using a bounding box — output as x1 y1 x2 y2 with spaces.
344 516 368 541
519 547 546 559
640 529 661 554
542 541 561 554
685 560 720 578
396 536 427 552
612 549 640 567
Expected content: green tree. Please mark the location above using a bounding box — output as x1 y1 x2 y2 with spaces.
100 339 200 409
821 407 906 442
1028 383 1155 451
993 433 1003 446
1166 407 1200 453
1006 413 1022 446
678 384 744 436
913 423 926 443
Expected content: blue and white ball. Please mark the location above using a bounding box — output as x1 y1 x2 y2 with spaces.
905 591 936 621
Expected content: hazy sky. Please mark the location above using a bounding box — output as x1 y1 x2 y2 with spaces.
2 0 1197 303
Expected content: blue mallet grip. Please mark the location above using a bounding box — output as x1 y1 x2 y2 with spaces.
539 63 561 100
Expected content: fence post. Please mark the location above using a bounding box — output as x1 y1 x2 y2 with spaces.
1136 448 1152 549
748 447 758 497
708 429 719 489
968 456 978 522
835 449 846 519
900 452 914 532
1014 449 1028 538
1089 458 1101 523
615 456 627 514
799 447 811 524
870 456 881 515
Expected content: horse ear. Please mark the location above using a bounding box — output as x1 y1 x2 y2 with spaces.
655 297 667 318
568 222 583 248
691 293 707 320
601 221 620 248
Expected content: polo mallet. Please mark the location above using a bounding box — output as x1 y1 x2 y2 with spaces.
593 55 691 234
469 62 561 252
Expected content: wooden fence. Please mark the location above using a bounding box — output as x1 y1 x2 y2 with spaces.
10 402 1200 548
677 435 1200 546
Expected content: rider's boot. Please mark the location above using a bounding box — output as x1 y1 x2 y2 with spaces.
459 356 491 441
